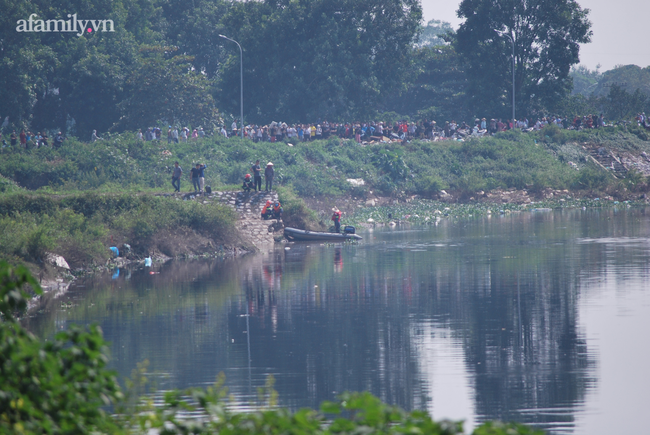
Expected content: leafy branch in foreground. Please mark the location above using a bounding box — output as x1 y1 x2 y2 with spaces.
0 261 123 434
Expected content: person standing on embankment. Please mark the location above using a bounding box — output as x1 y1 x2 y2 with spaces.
190 164 200 193
172 162 182 192
265 162 274 191
198 163 207 194
251 160 262 191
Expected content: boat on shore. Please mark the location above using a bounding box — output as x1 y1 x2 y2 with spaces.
284 227 362 241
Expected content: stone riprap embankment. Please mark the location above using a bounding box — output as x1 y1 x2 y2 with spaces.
176 190 282 250
218 190 281 250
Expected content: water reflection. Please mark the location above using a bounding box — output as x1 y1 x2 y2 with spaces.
23 208 650 434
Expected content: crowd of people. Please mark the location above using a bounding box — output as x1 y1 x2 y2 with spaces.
225 114 614 143
4 129 65 149
136 126 207 142
4 110 649 151
142 113 618 145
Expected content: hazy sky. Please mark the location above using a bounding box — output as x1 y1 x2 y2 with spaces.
421 0 650 72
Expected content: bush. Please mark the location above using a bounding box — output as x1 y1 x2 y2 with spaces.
539 124 567 144
277 186 323 230
0 194 236 265
571 166 611 190
623 167 649 192
0 261 123 434
414 175 447 197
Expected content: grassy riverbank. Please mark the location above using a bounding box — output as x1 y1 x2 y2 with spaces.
0 192 237 270
2 125 649 198
1 125 650 268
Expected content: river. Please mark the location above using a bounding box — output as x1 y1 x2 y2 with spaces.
23 208 650 434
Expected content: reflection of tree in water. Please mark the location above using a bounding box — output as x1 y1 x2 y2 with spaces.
425 260 594 431
409 212 600 431
230 247 428 411
25 209 650 431
233 211 605 431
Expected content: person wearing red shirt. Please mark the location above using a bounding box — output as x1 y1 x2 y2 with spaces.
331 207 342 233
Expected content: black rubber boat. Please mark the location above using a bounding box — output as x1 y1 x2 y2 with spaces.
284 227 362 241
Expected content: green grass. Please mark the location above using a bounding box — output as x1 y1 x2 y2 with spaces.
1 126 648 265
3 126 646 199
0 193 237 267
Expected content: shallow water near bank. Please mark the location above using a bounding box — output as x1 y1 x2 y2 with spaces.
24 208 650 434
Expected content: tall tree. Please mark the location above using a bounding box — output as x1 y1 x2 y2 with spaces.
592 64 650 97
570 64 601 96
216 0 422 123
115 47 219 131
416 19 453 48
0 0 54 131
391 45 469 123
604 84 648 121
455 0 591 118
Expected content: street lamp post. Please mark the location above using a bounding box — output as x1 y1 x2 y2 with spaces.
219 34 244 139
499 31 515 126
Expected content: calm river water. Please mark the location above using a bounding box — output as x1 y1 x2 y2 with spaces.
24 208 650 434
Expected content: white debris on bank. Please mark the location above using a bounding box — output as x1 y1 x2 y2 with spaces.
346 178 365 186
45 252 70 270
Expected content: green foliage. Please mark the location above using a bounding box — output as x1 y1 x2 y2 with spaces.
392 45 469 123
570 64 602 96
604 84 648 121
130 383 540 435
0 212 59 261
116 48 220 132
622 167 649 192
455 0 592 117
277 186 323 230
374 149 409 181
2 128 629 206
0 261 42 320
593 64 650 97
538 124 567 144
560 93 602 119
209 0 423 123
0 261 123 434
414 175 448 197
417 19 454 48
0 193 236 266
0 175 23 194
571 166 611 190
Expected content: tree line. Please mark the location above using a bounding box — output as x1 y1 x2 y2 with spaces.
7 0 643 141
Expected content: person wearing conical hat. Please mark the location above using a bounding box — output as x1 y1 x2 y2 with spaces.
331 207 342 233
